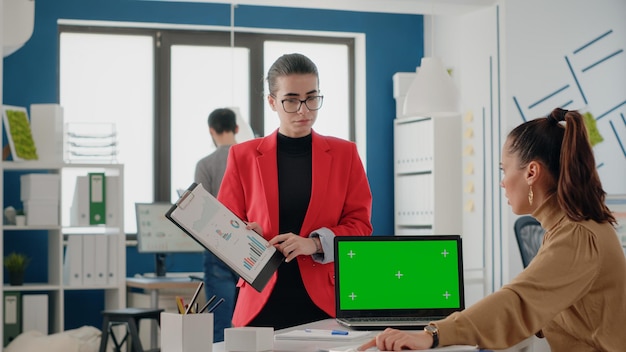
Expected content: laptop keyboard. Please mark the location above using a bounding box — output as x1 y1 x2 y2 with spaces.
349 316 439 323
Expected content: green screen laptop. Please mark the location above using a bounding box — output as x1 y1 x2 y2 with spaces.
334 235 465 330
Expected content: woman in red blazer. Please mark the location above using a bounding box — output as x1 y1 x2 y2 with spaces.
217 53 373 329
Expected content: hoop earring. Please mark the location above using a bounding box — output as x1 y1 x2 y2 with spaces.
528 185 534 206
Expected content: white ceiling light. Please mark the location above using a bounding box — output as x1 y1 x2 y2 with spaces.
402 57 459 117
3 0 35 58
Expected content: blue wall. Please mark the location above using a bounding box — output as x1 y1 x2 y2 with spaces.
2 0 423 329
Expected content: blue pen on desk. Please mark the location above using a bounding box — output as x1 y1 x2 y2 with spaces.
304 329 349 335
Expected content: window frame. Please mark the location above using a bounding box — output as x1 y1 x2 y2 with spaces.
58 23 357 233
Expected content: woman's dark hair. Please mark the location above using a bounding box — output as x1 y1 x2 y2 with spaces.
266 53 319 95
507 108 615 224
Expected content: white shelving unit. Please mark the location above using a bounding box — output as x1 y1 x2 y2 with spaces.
1 161 125 348
394 115 462 235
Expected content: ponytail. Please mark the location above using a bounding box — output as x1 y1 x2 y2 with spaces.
507 108 615 224
549 108 615 224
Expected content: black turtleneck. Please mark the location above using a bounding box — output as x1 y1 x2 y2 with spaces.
248 132 330 329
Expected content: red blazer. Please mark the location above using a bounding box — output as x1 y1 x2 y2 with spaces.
217 130 373 326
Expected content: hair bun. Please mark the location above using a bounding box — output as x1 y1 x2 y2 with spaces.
548 108 568 123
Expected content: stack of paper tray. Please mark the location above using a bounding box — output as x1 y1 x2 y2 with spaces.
64 122 118 163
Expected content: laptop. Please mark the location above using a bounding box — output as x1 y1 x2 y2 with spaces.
334 235 465 330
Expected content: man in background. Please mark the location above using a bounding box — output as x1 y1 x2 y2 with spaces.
194 108 240 342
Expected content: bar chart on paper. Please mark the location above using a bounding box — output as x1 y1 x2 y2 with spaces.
166 183 284 292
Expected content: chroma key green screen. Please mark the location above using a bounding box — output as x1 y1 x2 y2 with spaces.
336 238 462 310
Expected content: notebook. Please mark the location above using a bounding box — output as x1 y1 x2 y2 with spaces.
334 235 465 330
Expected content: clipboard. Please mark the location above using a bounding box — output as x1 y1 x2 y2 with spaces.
166 182 284 292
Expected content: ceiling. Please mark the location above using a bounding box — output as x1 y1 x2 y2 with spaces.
150 0 498 15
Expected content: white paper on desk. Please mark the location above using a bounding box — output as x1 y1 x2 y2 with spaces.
328 344 478 351
275 329 374 341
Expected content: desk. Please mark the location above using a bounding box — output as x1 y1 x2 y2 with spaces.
211 319 535 352
126 276 201 348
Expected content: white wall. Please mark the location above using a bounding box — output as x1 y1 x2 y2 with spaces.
429 7 502 306
433 0 626 300
501 0 626 279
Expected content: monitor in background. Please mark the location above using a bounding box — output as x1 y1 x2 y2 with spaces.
135 202 203 276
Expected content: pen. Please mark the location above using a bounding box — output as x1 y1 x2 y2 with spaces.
331 330 349 335
198 294 217 314
207 297 225 313
175 296 186 314
185 281 204 314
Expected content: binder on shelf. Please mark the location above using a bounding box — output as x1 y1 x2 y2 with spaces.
82 234 96 286
70 176 89 226
105 176 120 226
89 172 106 225
107 234 118 285
71 175 119 226
63 234 83 286
94 235 108 285
3 291 21 346
22 294 48 335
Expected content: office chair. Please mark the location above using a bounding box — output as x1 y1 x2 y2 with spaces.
514 216 546 268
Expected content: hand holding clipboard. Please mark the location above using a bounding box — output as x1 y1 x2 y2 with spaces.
165 183 284 292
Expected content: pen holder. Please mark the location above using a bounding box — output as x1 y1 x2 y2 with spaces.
160 312 213 352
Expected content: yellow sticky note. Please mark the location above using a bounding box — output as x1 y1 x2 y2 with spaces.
464 181 474 193
464 111 474 123
464 162 474 175
464 128 474 139
464 200 475 212
463 145 474 156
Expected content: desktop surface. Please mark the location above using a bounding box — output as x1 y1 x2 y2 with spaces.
211 319 535 352
126 275 202 290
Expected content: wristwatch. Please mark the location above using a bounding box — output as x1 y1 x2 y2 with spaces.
424 324 439 348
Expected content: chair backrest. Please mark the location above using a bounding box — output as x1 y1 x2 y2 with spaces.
514 216 546 268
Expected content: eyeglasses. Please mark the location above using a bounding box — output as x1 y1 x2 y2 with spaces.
273 95 324 113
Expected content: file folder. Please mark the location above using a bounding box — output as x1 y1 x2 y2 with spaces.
89 172 106 225
82 234 96 286
107 234 118 285
3 291 21 346
70 175 89 226
72 175 119 226
93 235 108 285
22 294 48 335
63 234 83 286
105 176 120 226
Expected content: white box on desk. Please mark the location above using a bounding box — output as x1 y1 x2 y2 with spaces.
224 327 274 352
161 312 213 352
24 200 59 226
20 174 60 201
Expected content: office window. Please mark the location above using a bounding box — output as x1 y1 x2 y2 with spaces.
170 45 250 201
59 32 154 232
59 25 355 234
